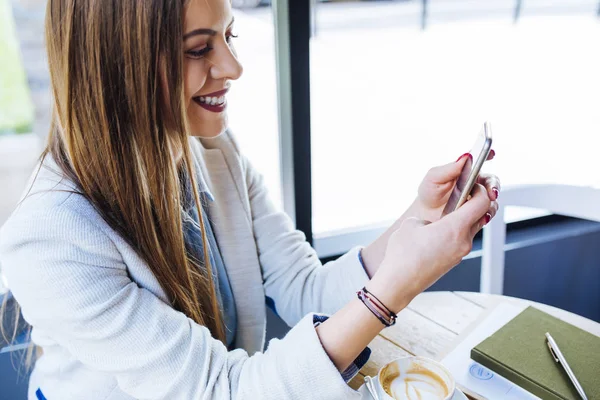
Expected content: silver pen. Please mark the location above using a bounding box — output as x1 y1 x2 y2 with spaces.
545 332 588 400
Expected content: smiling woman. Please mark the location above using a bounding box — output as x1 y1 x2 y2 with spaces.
0 0 499 399
183 3 242 137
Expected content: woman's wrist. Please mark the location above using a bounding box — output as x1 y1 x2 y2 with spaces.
405 198 424 221
357 287 397 327
361 199 422 276
315 298 385 372
359 246 378 279
365 271 412 314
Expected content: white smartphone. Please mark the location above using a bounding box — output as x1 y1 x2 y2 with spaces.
442 122 493 216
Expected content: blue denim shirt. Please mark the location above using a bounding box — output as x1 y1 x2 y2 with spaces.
181 174 237 348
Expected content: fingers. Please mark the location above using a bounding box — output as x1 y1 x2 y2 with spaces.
445 184 491 229
488 200 499 220
486 149 496 161
477 173 501 201
425 153 472 184
470 200 499 237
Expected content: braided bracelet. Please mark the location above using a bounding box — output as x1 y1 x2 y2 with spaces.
357 287 397 327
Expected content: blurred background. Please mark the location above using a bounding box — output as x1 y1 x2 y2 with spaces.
1 0 599 396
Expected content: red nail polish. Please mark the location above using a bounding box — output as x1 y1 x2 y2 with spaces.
456 153 472 162
492 188 499 200
484 213 492 225
490 149 496 158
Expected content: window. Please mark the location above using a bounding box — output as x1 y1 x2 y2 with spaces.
309 1 600 254
229 5 282 208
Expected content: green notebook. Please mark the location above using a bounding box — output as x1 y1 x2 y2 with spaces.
471 306 600 400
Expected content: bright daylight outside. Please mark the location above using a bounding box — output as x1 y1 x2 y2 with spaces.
229 0 600 236
2 0 599 238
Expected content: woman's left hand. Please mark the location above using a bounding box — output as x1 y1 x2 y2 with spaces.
415 151 500 223
360 151 500 278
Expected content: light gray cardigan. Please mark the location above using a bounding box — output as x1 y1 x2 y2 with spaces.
0 132 370 400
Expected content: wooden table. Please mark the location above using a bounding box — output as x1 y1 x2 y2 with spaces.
348 291 600 392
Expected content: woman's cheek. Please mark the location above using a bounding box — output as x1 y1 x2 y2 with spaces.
184 61 208 100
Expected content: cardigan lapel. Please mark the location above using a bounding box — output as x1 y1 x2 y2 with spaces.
189 137 266 355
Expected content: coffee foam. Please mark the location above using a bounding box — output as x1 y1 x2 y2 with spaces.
382 363 449 400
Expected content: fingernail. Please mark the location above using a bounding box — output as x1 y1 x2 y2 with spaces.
456 153 472 162
492 187 499 200
484 213 492 225
490 149 496 158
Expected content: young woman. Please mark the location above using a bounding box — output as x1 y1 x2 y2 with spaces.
0 0 500 399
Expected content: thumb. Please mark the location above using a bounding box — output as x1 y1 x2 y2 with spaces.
425 153 472 184
443 183 490 230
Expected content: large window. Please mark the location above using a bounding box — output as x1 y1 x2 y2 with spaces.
3 0 598 264
309 1 600 252
229 6 282 208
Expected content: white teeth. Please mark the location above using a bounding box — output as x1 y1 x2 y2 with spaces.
197 95 226 106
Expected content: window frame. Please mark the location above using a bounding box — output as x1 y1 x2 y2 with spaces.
273 0 594 258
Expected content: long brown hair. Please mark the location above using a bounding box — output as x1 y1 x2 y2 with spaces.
2 0 225 348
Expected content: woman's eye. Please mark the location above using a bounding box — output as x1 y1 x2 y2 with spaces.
226 33 238 44
186 46 212 59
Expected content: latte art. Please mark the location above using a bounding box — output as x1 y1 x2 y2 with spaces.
386 367 448 400
380 361 451 400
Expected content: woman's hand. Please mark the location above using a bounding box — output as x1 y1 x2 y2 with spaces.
415 152 500 223
366 183 493 312
361 152 500 278
316 183 493 373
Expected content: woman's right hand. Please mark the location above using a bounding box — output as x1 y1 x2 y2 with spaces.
367 183 495 312
315 183 493 373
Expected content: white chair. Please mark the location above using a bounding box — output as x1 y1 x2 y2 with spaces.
480 184 600 294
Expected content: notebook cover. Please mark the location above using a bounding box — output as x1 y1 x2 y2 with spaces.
471 306 600 400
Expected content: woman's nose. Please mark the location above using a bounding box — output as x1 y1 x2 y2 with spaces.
210 43 243 82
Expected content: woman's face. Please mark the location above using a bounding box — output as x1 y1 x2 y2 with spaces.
183 0 243 137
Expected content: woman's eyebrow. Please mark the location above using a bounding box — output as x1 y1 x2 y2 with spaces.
183 28 217 41
183 17 235 41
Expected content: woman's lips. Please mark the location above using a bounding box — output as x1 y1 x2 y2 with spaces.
193 87 229 113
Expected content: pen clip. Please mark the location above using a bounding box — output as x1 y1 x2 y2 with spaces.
546 339 560 362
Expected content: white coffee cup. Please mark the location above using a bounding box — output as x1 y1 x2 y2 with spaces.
369 356 457 400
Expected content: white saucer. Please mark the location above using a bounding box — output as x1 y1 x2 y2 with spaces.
358 376 467 400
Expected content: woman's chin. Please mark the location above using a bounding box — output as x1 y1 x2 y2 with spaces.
188 130 224 138
187 120 228 138
186 104 229 138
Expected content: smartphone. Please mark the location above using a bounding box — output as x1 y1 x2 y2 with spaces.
442 122 493 216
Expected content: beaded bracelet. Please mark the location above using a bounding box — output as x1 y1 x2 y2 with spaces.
357 287 397 327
